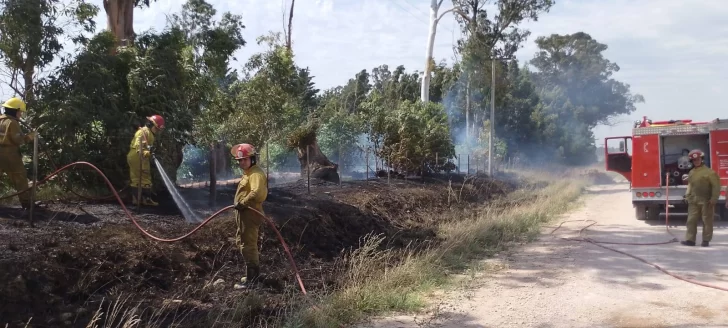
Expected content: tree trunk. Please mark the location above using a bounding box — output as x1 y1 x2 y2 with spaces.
297 139 339 183
286 0 295 50
420 0 439 102
213 141 230 177
103 0 135 48
22 60 34 106
465 76 471 143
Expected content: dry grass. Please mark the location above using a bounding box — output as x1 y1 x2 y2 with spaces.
0 176 112 206
280 168 590 327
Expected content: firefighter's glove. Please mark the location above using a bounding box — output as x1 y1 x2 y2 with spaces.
234 200 249 212
25 131 37 142
142 150 152 159
682 195 689 205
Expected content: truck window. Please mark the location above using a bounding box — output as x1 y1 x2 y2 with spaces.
607 138 632 156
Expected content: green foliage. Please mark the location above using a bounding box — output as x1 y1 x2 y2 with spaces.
0 0 98 100
0 0 644 192
379 100 456 173
317 110 365 168
528 32 645 164
32 28 202 187
530 32 644 128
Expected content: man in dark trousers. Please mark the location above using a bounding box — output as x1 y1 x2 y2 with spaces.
682 149 720 247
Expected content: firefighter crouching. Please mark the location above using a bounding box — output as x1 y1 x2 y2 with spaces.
231 143 268 289
127 115 165 206
681 149 719 247
0 97 37 211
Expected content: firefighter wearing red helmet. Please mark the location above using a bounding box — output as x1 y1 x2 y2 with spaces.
126 114 166 206
682 149 719 247
230 143 268 289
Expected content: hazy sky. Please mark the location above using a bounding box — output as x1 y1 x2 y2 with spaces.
4 0 727 143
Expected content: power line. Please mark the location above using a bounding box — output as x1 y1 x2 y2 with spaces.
386 0 429 26
386 0 455 34
402 0 430 17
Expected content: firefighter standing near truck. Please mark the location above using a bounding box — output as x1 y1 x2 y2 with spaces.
0 97 37 211
231 143 268 289
682 149 720 247
127 115 165 206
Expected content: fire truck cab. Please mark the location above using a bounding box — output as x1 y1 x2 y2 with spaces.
604 116 728 221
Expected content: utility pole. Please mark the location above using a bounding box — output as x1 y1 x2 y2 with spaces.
488 58 495 176
488 54 515 176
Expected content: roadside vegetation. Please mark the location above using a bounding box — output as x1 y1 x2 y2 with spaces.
0 0 635 327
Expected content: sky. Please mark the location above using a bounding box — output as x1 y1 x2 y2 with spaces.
3 0 728 143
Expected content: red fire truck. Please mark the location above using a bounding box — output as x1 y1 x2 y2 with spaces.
604 116 728 220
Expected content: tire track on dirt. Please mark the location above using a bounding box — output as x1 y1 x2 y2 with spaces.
361 183 728 328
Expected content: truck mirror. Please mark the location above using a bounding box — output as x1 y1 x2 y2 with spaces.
619 141 625 152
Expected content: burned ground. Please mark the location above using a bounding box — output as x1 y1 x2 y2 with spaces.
0 173 521 327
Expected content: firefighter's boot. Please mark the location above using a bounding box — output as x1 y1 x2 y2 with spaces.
234 265 261 290
702 241 710 247
681 240 696 246
141 189 159 206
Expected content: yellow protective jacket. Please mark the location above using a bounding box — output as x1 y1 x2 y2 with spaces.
685 165 721 204
235 165 268 212
126 126 156 188
0 114 31 147
128 126 155 154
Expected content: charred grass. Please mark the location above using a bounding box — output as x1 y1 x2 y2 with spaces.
0 167 600 327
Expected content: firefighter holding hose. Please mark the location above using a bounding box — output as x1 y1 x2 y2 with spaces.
230 143 268 289
127 115 165 206
0 97 37 211
682 149 719 247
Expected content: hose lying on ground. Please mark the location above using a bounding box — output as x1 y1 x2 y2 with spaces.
550 173 728 292
0 161 308 295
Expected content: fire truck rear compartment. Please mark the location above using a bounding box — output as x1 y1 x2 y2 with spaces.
636 133 726 221
660 134 710 186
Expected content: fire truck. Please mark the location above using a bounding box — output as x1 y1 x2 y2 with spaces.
604 116 728 221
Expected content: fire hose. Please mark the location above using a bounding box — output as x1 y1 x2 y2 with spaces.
550 172 728 292
0 160 308 295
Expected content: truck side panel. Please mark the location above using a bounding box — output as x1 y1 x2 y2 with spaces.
710 129 728 197
631 134 661 188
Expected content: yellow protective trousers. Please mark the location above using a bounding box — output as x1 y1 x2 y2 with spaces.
685 202 714 243
126 150 152 189
126 126 154 189
0 147 30 207
235 205 264 267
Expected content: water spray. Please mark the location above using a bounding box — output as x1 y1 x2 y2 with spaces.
153 156 201 223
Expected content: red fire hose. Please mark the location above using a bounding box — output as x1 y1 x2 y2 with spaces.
551 173 728 292
0 161 308 295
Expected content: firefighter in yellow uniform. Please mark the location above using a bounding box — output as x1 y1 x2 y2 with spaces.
0 97 36 210
127 115 165 206
231 143 268 289
681 149 720 247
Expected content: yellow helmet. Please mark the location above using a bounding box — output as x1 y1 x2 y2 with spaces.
1 97 27 112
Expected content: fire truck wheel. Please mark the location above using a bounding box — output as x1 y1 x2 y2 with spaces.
646 205 660 220
718 205 727 221
635 205 648 220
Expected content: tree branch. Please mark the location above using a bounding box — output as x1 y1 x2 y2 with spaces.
437 7 469 24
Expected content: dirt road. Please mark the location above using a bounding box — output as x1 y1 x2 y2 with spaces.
361 183 728 328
